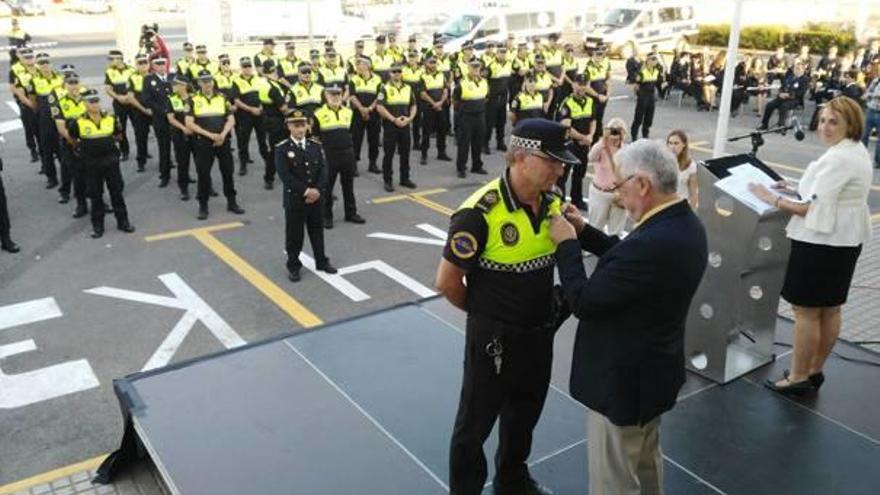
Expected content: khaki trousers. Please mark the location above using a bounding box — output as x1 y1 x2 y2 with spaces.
587 409 664 495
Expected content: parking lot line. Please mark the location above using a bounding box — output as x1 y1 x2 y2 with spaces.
0 454 106 495
146 223 323 328
371 188 455 216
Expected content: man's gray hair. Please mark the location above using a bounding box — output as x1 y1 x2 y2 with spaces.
614 139 679 195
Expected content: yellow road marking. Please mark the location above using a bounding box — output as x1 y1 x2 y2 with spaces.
148 222 323 328
408 194 455 216
371 188 447 204
0 455 107 495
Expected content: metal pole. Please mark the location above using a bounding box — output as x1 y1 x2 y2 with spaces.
712 0 745 158
306 0 314 50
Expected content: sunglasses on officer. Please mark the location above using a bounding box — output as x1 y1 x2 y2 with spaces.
220 60 230 65
390 68 402 73
299 68 312 75
136 60 148 66
37 60 49 66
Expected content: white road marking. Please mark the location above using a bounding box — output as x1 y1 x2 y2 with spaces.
0 297 62 331
296 252 436 302
6 100 20 116
85 272 247 371
368 222 447 246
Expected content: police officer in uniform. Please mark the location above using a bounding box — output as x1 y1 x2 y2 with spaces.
278 41 302 88
453 60 489 178
584 45 611 144
509 42 532 105
349 58 383 174
311 85 366 228
0 156 20 253
289 63 324 119
53 73 88 215
9 47 40 163
30 52 64 188
555 74 595 210
275 111 338 282
166 75 195 200
175 42 195 81
68 90 135 239
509 74 545 126
104 49 134 161
126 55 153 172
401 50 424 149
185 70 245 220
418 54 451 165
188 45 218 81
371 35 395 82
485 45 512 154
436 119 578 495
253 38 277 69
143 57 174 187
231 56 268 179
259 59 290 188
317 49 348 98
631 53 663 139
376 63 418 192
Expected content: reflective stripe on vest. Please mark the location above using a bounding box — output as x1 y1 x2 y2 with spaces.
292 82 323 106
458 178 561 272
352 74 381 94
489 59 513 79
421 72 445 90
516 91 544 111
77 114 115 139
562 95 593 119
460 78 488 100
192 93 227 117
534 72 553 92
314 104 353 131
383 83 412 105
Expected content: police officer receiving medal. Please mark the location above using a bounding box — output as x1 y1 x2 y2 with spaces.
275 111 338 282
436 119 579 495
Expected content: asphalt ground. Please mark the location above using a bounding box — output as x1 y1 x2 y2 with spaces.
2 60 880 488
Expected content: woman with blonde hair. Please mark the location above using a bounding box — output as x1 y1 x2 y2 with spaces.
666 129 698 208
586 117 628 234
750 96 872 395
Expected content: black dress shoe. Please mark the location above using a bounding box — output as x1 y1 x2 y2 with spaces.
118 223 136 233
1 240 20 253
247 157 254 164
437 154 452 161
288 269 301 282
400 179 417 189
419 156 428 165
30 150 39 162
227 203 245 215
120 153 130 162
197 205 209 220
756 124 768 131
471 168 488 175
90 227 104 239
482 145 491 155
353 168 360 177
137 164 145 172
72 202 88 218
158 178 169 188
368 165 381 174
58 194 70 204
239 167 248 176
323 216 334 229
210 188 219 197
46 178 58 189
180 191 191 201
457 170 466 178
384 182 394 192
316 263 338 274
496 143 508 151
345 213 366 224
764 376 815 396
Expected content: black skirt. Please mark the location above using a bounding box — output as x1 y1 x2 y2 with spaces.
782 239 863 307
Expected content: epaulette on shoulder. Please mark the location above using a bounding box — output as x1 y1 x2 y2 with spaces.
308 137 321 145
474 189 500 214
274 138 290 148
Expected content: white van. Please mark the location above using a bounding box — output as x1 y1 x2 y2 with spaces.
583 0 698 57
437 8 564 52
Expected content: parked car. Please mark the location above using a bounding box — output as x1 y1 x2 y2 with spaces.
0 2 12 17
68 0 111 14
6 0 46 16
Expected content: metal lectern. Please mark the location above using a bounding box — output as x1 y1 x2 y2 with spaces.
685 154 792 383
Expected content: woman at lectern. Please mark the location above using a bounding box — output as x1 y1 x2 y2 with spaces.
749 96 872 396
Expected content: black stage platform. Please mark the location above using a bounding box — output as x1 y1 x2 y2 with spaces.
99 297 880 495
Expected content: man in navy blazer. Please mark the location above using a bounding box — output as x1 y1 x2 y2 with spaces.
549 139 707 495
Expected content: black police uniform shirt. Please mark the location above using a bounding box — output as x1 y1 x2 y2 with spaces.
262 79 290 119
67 113 122 158
104 64 132 96
276 138 326 208
453 76 488 114
166 92 191 128
509 90 545 121
311 104 354 150
376 80 415 120
349 72 382 108
442 169 555 327
230 73 263 108
187 91 231 134
420 70 446 104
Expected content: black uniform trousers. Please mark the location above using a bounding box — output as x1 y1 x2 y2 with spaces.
0 173 11 241
556 142 589 206
323 147 357 219
152 113 172 180
235 111 269 173
411 104 422 145
263 116 286 183
58 142 85 202
131 108 151 167
456 111 485 173
285 198 328 272
352 111 380 167
631 93 656 139
17 100 39 155
420 105 448 158
485 92 508 148
37 107 59 180
193 137 236 205
449 313 554 494
591 98 608 145
171 129 193 192
382 123 412 184
84 154 128 230
761 97 798 128
112 100 132 157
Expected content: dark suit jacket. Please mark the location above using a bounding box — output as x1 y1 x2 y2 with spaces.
142 73 173 117
274 138 327 209
555 200 708 426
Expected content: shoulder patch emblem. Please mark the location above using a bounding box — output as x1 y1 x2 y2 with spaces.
501 222 519 246
450 231 478 260
475 189 499 213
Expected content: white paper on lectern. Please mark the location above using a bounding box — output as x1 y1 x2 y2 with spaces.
713 164 796 215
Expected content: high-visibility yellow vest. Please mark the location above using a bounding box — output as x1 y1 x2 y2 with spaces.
561 95 593 119
382 82 412 105
515 91 544 112
258 79 285 105
544 47 563 67
351 74 381 94
232 74 265 95
105 66 133 87
313 104 353 130
76 114 116 139
291 82 324 106
56 95 86 120
639 66 660 83
460 77 488 100
130 73 145 93
534 71 553 92
168 94 190 114
370 53 394 72
401 66 423 85
421 71 445 90
318 66 347 85
488 59 513 79
32 73 64 96
191 93 228 117
214 71 234 91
